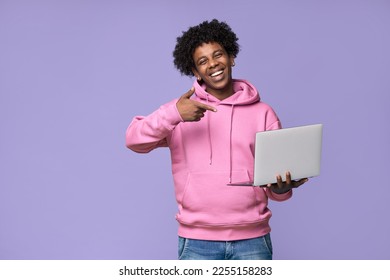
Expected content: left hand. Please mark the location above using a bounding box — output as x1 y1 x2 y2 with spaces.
267 171 308 194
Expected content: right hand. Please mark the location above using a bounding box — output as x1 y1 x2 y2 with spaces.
176 87 217 122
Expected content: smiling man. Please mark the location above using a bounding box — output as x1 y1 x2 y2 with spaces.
126 19 307 260
191 41 235 100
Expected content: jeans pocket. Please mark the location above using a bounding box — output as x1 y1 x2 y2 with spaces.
178 237 187 260
261 233 273 255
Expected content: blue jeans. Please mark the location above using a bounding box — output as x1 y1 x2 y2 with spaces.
178 234 273 260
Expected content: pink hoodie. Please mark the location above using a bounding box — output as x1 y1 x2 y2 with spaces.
126 79 292 241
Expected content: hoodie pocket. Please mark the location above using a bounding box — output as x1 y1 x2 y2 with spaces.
177 170 266 227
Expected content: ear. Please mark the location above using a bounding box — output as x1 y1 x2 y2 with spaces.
192 68 201 80
230 55 235 67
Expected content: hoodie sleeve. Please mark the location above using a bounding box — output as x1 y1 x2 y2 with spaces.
265 107 282 131
125 100 183 153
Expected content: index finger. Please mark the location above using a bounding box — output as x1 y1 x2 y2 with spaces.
193 100 217 112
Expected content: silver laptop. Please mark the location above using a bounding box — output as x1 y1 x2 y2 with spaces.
228 124 323 186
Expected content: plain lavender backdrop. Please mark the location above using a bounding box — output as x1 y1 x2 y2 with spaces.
0 0 389 260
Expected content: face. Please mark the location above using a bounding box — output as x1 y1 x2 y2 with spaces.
192 42 235 99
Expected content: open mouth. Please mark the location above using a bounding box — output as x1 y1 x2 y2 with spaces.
210 70 224 77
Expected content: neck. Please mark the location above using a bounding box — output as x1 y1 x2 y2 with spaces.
206 81 234 101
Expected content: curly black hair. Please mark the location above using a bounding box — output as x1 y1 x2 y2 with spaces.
173 19 240 77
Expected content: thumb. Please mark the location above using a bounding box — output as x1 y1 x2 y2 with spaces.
181 87 195 99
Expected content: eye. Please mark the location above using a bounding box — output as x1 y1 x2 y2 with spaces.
214 52 223 58
198 59 207 65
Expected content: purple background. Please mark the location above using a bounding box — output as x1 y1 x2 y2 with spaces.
1 0 389 260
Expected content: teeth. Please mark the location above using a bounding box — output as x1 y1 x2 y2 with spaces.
210 70 223 77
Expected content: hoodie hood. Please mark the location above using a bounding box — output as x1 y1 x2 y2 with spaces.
193 79 260 105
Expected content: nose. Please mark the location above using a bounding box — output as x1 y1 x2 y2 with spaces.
208 58 218 68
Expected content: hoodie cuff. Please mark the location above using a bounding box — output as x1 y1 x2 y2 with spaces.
162 101 183 128
266 188 293 202
172 100 184 123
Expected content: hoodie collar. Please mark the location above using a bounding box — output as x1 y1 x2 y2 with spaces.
193 79 260 105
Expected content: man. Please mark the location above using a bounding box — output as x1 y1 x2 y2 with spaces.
126 19 307 260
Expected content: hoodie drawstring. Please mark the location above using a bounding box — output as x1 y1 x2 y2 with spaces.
206 94 235 182
206 94 213 165
229 105 235 183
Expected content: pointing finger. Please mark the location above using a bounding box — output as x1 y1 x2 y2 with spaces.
194 101 217 112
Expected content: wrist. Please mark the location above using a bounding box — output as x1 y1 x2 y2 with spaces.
271 188 291 195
